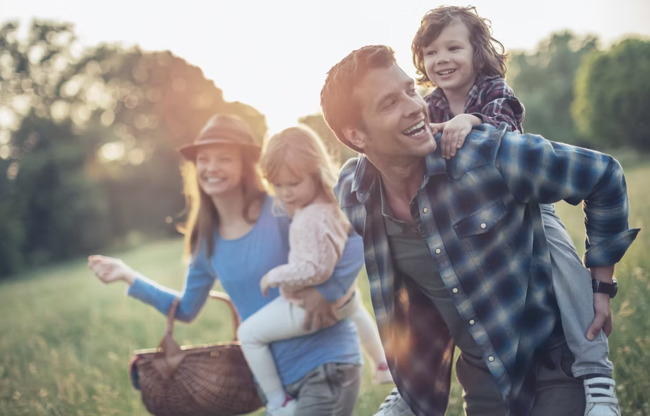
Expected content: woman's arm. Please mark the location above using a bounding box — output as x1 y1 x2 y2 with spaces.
88 253 215 322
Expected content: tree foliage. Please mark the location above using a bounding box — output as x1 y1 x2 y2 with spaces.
0 20 267 277
507 31 598 144
298 113 358 167
572 38 650 150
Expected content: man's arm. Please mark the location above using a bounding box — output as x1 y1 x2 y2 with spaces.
496 132 639 267
496 132 639 335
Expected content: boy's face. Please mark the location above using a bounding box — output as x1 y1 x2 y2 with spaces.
344 63 436 164
422 21 477 97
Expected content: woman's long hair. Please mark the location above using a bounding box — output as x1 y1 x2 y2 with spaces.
178 117 266 263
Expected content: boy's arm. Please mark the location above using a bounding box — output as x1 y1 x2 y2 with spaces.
470 77 525 133
436 78 523 159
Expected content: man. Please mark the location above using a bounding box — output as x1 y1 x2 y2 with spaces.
320 45 639 416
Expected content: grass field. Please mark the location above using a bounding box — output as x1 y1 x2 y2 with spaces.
1 152 648 416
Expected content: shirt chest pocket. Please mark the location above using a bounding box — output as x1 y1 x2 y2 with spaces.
452 200 508 238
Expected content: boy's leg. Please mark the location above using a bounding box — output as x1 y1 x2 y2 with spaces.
541 204 613 378
284 362 362 416
238 297 313 404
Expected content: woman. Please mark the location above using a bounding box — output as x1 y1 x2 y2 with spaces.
88 114 363 416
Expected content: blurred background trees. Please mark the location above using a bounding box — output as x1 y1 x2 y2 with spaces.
0 20 266 277
1 19 649 278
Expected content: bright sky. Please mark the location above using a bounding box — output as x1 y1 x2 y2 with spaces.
4 0 650 133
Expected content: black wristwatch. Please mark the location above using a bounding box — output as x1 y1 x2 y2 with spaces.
592 278 618 298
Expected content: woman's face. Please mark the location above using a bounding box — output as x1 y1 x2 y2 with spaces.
195 145 245 198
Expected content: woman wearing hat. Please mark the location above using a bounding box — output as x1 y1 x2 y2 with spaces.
88 114 364 416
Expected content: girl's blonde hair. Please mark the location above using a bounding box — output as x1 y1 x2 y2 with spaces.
260 125 339 206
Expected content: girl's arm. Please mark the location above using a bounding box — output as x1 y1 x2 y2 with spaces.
260 206 348 294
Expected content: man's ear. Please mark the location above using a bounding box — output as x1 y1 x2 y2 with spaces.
342 126 365 150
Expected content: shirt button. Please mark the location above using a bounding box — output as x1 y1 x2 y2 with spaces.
435 248 441 254
480 223 487 229
469 319 475 325
488 356 495 362
452 288 459 294
423 207 429 213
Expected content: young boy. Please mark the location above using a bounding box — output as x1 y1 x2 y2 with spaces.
375 6 622 416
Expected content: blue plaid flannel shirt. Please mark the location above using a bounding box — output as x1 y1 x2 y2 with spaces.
335 124 639 416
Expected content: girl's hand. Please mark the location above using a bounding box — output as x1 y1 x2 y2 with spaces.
260 274 272 296
87 255 136 285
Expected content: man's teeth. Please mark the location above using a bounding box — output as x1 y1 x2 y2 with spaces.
403 121 426 136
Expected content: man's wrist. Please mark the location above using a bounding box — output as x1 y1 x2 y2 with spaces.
592 277 618 298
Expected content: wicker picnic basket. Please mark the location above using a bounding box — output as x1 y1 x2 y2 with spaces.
129 290 263 416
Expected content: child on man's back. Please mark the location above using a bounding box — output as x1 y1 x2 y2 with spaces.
410 5 618 416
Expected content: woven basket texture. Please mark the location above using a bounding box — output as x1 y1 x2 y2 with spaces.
132 292 263 416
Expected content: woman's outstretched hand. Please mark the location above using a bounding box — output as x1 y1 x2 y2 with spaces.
87 255 136 285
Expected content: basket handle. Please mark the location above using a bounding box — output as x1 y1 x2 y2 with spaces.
208 290 241 341
162 291 241 345
154 291 241 379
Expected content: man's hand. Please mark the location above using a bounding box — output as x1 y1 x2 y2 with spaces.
290 287 337 331
587 293 612 340
586 265 616 340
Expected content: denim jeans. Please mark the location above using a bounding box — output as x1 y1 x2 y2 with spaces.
284 362 361 416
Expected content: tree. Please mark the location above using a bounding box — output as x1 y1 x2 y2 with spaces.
0 19 268 277
572 38 650 151
507 31 599 145
298 113 358 167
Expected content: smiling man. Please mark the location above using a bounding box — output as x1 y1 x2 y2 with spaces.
320 45 639 416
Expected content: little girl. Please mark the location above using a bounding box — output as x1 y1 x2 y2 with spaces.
394 5 618 416
237 125 391 416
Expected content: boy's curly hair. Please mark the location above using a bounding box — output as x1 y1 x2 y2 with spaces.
412 5 508 87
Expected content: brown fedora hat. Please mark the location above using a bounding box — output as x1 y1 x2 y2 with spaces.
178 114 262 161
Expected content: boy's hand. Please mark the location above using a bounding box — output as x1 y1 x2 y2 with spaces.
87 255 136 285
439 114 478 159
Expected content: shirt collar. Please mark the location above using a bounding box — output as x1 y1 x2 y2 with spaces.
351 138 449 202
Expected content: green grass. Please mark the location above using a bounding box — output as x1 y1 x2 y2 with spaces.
1 154 648 416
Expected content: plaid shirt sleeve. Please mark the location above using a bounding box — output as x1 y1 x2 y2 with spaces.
469 76 525 133
496 129 640 266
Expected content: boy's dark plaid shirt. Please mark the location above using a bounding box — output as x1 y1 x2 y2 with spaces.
335 125 639 416
426 75 525 132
